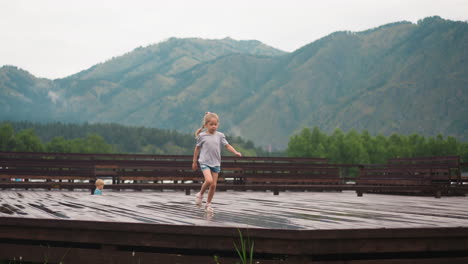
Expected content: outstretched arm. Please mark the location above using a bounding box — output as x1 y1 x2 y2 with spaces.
225 144 242 157
192 146 201 171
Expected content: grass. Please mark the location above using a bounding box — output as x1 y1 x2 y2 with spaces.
233 229 255 264
212 228 256 264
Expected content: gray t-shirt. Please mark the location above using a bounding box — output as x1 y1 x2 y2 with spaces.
196 131 229 167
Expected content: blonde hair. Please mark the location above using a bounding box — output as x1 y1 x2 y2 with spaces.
95 179 104 187
194 112 219 137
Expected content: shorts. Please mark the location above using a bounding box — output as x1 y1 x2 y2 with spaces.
200 164 221 173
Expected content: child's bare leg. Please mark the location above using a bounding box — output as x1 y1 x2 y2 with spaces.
206 172 219 204
199 169 214 195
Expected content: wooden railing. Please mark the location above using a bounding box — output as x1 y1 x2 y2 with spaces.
1 152 466 197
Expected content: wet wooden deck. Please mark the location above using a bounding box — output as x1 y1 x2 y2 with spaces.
1 190 467 230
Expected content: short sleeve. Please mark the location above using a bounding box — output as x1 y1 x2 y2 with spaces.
196 135 203 147
220 133 229 146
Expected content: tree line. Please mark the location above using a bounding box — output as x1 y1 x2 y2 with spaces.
0 123 113 153
0 121 264 156
287 127 468 163
2 121 466 163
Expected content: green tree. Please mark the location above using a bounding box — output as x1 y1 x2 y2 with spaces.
372 134 388 163
0 123 17 151
445 136 459 156
46 136 72 153
344 129 369 164
287 128 313 157
15 129 44 152
287 126 467 164
408 134 427 157
84 134 113 153
328 128 345 163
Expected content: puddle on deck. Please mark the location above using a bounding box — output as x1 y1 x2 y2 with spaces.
0 190 467 230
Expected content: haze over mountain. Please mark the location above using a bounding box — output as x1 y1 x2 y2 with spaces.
1 16 467 148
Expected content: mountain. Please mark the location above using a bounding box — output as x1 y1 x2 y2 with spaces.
49 37 287 124
240 17 468 146
1 16 467 149
0 66 55 121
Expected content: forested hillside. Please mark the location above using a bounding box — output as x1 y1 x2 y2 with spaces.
0 121 264 156
1 16 466 148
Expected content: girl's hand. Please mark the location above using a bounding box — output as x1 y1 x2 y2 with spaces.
235 151 242 157
192 162 198 171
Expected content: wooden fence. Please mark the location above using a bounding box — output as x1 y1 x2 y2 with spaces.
0 152 467 197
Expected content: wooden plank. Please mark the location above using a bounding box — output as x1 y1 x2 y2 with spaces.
388 155 460 164
357 179 432 185
245 178 342 184
1 190 468 264
1 216 468 253
0 151 328 163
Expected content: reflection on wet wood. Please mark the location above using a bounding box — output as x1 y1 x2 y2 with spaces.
1 190 467 229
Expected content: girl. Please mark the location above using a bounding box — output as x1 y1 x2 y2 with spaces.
192 112 242 212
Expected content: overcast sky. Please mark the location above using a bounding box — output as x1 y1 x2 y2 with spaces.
1 0 467 79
